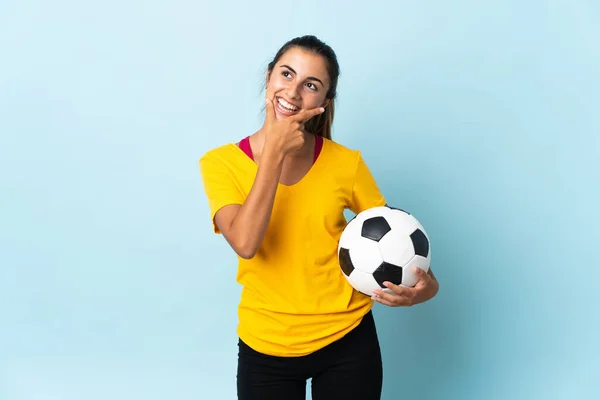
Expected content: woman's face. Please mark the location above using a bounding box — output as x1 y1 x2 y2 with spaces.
266 47 331 120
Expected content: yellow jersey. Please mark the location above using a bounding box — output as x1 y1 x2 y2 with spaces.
199 138 386 357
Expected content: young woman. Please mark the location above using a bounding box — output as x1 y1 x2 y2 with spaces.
199 35 439 400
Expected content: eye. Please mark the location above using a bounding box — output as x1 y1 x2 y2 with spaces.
281 70 292 78
306 82 318 91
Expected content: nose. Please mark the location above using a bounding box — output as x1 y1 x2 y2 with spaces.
285 82 302 100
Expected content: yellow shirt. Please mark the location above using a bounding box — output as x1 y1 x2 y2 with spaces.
199 138 386 357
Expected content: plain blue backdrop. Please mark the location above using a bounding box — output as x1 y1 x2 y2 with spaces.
1 1 599 399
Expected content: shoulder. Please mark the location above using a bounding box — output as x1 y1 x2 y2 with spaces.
200 142 237 163
198 142 244 178
199 142 244 169
324 138 360 158
323 138 363 167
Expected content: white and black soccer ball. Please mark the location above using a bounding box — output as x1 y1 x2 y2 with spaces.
337 205 431 296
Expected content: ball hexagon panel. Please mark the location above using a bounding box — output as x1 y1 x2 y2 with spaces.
338 215 362 251
385 209 419 236
347 268 382 296
401 255 430 287
387 205 410 214
378 228 415 267
348 236 383 274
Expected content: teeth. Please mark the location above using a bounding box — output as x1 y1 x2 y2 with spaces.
277 97 299 112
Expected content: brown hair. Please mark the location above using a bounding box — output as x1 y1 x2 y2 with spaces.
266 35 340 140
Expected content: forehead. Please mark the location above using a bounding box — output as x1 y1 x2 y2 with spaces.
276 47 330 84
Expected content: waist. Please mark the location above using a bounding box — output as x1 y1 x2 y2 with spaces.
236 289 373 357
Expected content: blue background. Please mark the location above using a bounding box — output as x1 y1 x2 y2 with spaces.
1 1 599 399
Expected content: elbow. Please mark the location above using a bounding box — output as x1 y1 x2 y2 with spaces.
223 223 261 259
235 240 258 260
223 226 258 259
237 248 256 260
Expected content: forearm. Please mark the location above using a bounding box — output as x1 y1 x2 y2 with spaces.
229 147 284 258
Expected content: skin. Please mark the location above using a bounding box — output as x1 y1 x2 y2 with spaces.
214 46 439 307
251 47 332 182
213 48 326 260
373 267 439 307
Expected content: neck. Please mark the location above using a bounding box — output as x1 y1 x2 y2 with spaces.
253 129 315 159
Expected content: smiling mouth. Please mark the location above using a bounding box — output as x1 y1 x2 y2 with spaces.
276 96 300 114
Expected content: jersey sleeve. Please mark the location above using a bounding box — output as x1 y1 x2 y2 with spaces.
349 151 387 214
199 153 245 234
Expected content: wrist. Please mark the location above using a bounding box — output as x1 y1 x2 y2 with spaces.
262 140 286 164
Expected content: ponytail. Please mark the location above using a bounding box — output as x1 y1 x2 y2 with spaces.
306 101 335 140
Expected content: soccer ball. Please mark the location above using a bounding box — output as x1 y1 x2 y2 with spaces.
337 205 431 296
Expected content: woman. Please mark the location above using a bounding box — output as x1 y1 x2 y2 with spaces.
199 35 439 400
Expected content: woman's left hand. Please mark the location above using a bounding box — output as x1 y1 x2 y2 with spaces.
372 267 439 307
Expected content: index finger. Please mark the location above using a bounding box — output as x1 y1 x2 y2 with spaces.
292 106 325 122
382 281 416 297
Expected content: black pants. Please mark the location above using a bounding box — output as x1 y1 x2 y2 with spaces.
237 310 383 400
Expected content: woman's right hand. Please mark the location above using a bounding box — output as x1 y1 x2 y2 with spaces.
261 98 325 156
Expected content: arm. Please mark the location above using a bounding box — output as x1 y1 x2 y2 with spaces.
213 99 325 260
214 147 284 259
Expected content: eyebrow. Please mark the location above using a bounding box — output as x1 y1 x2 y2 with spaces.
280 65 325 87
